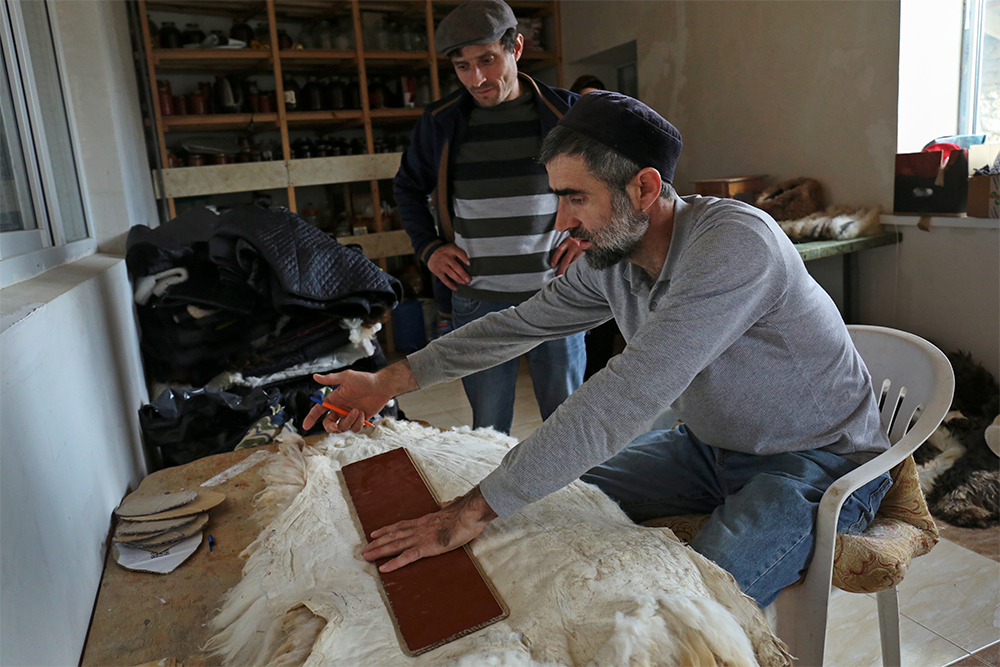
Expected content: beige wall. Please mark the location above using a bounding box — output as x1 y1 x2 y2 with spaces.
560 1 999 375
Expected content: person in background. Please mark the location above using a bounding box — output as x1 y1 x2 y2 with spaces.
569 74 605 95
393 0 586 434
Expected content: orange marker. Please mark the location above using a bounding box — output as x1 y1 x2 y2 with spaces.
310 395 375 427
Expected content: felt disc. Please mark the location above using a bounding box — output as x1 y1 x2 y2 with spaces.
114 491 198 518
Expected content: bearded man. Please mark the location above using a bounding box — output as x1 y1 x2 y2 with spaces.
307 92 893 609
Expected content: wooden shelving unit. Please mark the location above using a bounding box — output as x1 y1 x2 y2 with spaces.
137 0 564 266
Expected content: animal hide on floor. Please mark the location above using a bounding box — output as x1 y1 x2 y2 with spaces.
915 352 1000 528
205 420 790 667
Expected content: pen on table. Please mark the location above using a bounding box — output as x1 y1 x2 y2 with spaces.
309 395 375 428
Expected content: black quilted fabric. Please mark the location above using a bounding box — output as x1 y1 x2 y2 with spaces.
211 206 402 315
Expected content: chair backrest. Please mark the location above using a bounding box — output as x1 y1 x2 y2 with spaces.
848 325 955 452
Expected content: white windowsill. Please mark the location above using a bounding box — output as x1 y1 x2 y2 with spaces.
883 214 999 230
0 237 98 289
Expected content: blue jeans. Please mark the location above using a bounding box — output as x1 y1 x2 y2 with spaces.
581 425 892 607
452 294 586 434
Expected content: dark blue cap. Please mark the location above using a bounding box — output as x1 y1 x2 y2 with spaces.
558 92 683 184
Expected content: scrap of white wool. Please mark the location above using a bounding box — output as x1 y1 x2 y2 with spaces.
206 420 789 667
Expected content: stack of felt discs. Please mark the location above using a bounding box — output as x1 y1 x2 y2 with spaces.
112 490 224 554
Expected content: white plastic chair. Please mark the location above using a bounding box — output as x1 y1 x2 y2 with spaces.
770 325 955 666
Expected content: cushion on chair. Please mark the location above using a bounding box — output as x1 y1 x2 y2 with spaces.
642 513 713 543
641 456 939 594
831 455 939 593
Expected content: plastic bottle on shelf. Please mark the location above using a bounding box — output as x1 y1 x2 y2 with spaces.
158 21 183 49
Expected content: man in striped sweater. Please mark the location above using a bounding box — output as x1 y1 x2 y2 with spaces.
393 0 587 434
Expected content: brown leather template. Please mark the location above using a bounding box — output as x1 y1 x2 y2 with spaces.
341 447 508 656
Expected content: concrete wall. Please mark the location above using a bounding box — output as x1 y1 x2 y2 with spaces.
0 2 155 665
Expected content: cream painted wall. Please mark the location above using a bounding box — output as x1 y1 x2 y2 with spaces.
860 222 1000 378
561 1 999 372
0 2 154 665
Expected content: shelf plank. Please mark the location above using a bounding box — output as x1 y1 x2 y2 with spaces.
287 152 402 186
158 161 288 198
163 113 279 132
285 110 365 126
278 49 359 65
154 153 404 198
343 230 414 260
152 48 273 71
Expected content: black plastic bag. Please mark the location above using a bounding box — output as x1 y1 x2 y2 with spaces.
139 386 279 469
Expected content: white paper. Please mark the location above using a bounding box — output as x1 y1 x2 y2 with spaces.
114 532 202 574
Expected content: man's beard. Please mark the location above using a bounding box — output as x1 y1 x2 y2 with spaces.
572 191 650 270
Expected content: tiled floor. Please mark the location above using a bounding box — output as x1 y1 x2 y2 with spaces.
397 362 1000 667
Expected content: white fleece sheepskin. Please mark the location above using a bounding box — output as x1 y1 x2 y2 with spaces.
206 420 789 667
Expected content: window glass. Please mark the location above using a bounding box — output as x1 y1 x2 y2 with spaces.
18 0 87 243
0 49 36 233
960 0 1000 141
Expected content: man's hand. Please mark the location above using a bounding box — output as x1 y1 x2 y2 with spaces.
361 486 497 572
550 237 585 276
427 243 471 291
303 361 419 433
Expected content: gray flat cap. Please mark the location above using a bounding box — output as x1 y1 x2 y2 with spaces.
435 0 517 55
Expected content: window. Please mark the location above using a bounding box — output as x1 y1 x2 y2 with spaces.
958 0 1000 141
1 0 91 286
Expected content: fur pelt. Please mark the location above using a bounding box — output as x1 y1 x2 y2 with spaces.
755 178 824 221
914 352 1000 528
778 206 882 242
206 421 791 667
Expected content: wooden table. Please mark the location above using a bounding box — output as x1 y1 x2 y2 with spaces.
794 232 901 323
81 445 285 667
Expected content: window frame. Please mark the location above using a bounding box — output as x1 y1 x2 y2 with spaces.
0 0 95 288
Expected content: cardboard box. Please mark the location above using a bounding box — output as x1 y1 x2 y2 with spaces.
968 174 1000 218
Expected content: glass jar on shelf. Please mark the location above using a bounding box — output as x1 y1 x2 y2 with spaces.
230 20 254 46
334 18 353 50
254 22 270 48
296 24 314 49
315 20 334 50
183 23 205 47
158 21 182 49
277 29 293 50
301 77 324 111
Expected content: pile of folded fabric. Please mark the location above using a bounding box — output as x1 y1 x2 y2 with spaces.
126 206 402 467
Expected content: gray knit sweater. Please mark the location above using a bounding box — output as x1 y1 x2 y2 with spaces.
408 195 889 518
